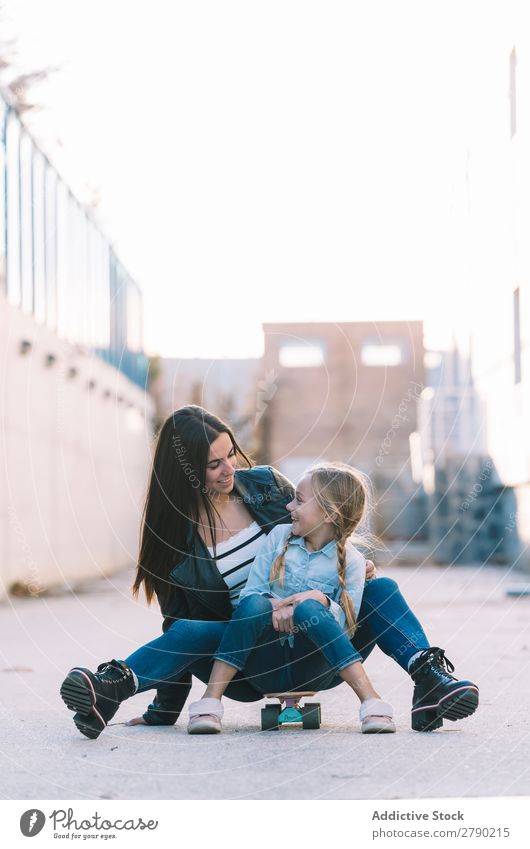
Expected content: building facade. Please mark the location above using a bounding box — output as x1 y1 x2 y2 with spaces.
445 12 530 571
0 92 154 599
259 320 426 538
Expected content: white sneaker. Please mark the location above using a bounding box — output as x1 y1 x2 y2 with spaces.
187 698 224 734
360 698 396 734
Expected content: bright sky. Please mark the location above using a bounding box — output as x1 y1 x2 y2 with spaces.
2 0 515 357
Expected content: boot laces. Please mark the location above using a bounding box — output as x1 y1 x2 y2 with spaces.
96 659 129 682
423 647 455 675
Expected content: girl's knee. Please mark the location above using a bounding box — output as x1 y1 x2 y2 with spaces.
236 594 273 617
293 598 327 626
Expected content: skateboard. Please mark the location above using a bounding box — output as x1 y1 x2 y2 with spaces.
261 691 321 730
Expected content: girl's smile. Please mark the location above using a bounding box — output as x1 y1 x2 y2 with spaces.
286 474 335 549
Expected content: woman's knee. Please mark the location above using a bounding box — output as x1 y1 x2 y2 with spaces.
167 618 214 635
164 618 225 649
362 576 399 602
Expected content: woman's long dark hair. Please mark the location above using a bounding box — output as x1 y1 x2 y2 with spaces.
132 405 253 607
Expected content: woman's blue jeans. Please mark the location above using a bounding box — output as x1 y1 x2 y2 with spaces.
125 577 429 697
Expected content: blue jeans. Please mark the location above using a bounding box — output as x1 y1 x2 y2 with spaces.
213 594 362 692
352 576 429 670
126 618 261 699
125 577 429 697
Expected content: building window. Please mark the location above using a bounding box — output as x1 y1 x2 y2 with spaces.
97 236 111 350
32 150 46 324
361 340 404 366
55 181 69 339
19 132 34 315
514 286 521 384
44 166 58 331
279 340 325 368
6 114 21 307
510 47 517 138
127 279 143 353
0 98 6 294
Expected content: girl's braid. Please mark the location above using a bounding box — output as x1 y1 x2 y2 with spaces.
269 532 294 587
336 530 358 636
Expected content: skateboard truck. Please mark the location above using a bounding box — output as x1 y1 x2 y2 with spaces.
261 691 321 730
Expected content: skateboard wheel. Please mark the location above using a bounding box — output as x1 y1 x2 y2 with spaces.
261 704 281 731
301 703 321 729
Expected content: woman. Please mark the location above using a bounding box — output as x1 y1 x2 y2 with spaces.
60 406 479 738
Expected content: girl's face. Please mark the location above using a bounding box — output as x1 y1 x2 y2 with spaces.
287 474 331 537
204 432 237 496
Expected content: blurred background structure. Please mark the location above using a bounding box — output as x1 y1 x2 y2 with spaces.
1 0 530 611
0 86 154 600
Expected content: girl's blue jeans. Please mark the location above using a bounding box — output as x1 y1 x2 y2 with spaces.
125 576 429 696
213 594 361 692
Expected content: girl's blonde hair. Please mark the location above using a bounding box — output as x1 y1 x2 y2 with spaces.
270 462 370 636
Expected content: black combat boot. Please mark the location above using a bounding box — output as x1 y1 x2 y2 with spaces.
410 647 479 732
60 659 136 739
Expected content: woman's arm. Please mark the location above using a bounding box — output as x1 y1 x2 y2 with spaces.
140 675 192 726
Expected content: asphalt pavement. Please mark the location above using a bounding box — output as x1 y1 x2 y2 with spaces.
1 558 528 800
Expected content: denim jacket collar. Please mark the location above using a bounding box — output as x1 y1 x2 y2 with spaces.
289 534 336 559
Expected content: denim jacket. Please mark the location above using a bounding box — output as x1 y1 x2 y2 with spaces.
239 523 366 634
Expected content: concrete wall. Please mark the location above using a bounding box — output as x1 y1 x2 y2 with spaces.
0 295 155 600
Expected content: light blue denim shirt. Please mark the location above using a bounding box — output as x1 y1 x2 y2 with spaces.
238 523 366 634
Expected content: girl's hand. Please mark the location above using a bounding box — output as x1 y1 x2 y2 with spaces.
272 604 295 633
280 590 329 608
365 559 377 581
122 716 147 726
271 590 328 633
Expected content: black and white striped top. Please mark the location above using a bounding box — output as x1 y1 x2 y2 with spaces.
207 521 266 609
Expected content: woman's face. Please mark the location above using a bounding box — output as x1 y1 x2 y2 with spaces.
286 474 329 537
204 432 237 496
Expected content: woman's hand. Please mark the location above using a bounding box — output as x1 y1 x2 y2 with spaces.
122 716 147 726
365 559 377 581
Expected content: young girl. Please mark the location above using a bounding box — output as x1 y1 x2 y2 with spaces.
187 462 396 734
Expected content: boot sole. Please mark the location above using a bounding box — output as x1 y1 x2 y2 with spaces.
73 712 106 740
412 685 479 732
438 686 479 722
60 669 106 739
